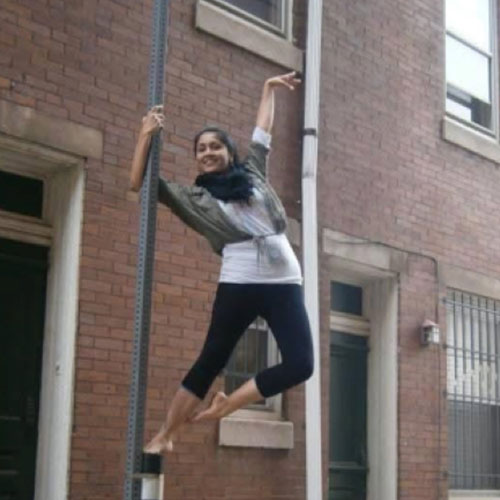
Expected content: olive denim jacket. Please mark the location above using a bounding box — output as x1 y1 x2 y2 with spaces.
158 142 287 255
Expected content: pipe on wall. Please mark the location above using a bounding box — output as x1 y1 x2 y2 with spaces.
301 0 324 498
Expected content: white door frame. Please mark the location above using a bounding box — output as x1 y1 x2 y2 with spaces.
0 134 85 500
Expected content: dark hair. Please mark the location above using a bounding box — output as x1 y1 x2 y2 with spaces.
193 127 253 203
193 127 240 166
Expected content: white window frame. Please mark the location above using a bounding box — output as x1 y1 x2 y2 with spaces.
207 0 293 40
444 0 499 138
195 0 303 72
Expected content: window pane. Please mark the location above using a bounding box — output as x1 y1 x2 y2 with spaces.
446 96 471 121
331 282 363 316
447 85 492 129
0 171 44 218
446 0 490 52
224 319 269 405
446 35 490 103
223 0 283 27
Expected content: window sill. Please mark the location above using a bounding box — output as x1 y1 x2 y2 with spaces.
442 116 500 165
449 491 500 500
219 411 294 449
195 0 303 72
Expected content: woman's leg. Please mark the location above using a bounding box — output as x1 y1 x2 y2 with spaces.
144 386 200 453
255 284 314 398
194 284 314 421
145 283 258 451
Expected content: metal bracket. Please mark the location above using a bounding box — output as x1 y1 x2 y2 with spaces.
303 128 317 136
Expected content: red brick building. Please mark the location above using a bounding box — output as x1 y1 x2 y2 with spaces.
1 1 499 500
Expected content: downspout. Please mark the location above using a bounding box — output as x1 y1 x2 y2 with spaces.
302 0 324 499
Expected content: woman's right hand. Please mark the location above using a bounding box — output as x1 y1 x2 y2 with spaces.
140 104 165 136
130 105 164 191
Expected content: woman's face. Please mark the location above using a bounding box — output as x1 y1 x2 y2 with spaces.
195 132 232 175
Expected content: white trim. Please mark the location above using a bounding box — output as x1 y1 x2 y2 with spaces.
330 312 370 337
439 262 500 300
442 116 500 164
0 136 85 500
229 407 281 421
0 210 52 247
35 164 84 500
323 229 408 278
491 0 499 136
444 0 498 136
195 0 303 72
449 491 500 500
323 229 399 500
219 416 293 449
364 279 398 500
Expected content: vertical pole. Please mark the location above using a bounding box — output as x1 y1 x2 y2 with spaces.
124 1 170 499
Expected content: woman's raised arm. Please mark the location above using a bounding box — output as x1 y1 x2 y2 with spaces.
255 72 301 134
130 105 165 192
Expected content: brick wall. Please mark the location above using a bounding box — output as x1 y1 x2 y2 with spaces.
318 0 499 498
1 0 306 499
4 0 491 497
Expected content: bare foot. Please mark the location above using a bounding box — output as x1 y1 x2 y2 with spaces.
144 425 174 453
192 392 228 422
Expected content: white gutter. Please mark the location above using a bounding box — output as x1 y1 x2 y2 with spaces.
302 0 324 499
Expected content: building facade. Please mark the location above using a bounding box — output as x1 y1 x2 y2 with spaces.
0 1 499 499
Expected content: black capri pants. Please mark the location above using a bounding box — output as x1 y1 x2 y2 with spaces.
182 283 314 399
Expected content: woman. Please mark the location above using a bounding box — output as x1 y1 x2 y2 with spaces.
130 72 314 453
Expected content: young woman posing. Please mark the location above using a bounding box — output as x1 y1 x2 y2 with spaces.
130 72 314 453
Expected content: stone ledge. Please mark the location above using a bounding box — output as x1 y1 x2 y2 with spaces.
219 416 294 449
439 263 500 301
442 115 500 165
0 100 103 159
449 491 500 500
195 0 303 72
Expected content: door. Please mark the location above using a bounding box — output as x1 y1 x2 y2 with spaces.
329 331 368 500
0 237 48 500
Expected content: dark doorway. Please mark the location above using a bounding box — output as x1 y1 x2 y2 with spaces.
0 237 48 500
329 331 368 500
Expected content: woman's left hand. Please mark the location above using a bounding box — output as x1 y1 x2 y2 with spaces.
265 72 301 91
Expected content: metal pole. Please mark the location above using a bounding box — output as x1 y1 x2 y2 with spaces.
133 453 164 500
124 1 170 499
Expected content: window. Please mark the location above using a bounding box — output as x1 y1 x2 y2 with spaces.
445 0 496 133
0 171 44 218
208 0 291 37
331 281 363 316
195 0 302 72
446 289 500 490
224 317 279 411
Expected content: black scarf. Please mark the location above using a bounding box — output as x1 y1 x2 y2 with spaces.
194 164 253 203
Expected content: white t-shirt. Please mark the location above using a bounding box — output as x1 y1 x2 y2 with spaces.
217 128 302 284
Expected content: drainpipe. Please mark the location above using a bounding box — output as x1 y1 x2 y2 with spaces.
302 0 324 499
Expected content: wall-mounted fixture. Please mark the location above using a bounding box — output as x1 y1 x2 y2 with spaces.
421 319 440 346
